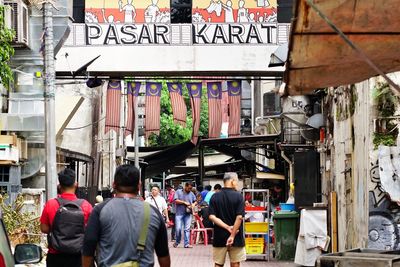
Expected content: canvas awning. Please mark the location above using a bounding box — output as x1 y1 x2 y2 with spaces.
284 0 400 95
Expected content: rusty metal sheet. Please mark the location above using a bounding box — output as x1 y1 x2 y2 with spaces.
285 0 400 95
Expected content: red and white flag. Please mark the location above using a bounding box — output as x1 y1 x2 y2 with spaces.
125 81 141 136
187 82 202 144
145 82 162 140
167 83 187 127
207 82 222 139
227 81 242 137
105 80 122 134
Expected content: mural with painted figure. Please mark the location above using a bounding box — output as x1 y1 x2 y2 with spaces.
193 0 277 23
369 147 400 250
85 0 171 23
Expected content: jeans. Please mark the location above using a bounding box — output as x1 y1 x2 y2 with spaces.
175 213 192 246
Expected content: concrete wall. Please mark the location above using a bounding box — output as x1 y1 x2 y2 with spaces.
56 82 94 156
324 81 372 250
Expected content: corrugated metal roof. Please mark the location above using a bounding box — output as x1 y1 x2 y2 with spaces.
284 0 400 95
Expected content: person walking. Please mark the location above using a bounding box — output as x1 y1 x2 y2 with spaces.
201 185 212 202
209 172 246 267
145 185 170 225
82 165 170 267
173 182 197 248
166 184 176 240
40 168 93 267
204 183 222 205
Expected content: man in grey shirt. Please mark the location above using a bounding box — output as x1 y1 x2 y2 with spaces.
82 165 170 267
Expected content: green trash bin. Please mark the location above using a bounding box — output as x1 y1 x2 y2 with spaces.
273 211 299 261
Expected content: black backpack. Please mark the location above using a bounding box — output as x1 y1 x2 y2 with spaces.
48 198 85 254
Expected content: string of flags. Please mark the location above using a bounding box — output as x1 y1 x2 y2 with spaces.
105 81 242 145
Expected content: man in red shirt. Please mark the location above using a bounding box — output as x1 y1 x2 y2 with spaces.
40 168 93 267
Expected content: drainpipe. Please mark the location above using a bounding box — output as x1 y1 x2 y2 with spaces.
281 150 294 201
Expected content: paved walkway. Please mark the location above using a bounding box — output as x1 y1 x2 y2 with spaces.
155 243 298 267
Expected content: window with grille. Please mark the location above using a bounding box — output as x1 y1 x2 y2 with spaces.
0 167 10 183
263 92 281 116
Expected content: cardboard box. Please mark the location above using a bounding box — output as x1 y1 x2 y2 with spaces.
0 135 17 146
16 138 27 160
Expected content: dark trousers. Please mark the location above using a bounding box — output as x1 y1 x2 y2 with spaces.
46 253 81 267
170 212 176 240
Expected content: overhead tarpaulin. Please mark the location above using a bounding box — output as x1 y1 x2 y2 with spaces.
140 140 196 177
285 0 400 95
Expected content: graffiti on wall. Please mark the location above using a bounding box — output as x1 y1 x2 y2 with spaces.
369 149 400 250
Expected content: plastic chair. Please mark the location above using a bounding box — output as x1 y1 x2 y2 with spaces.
190 214 213 245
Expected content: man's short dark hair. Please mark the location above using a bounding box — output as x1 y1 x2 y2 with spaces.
58 168 76 187
185 182 194 187
197 185 204 192
114 164 140 193
151 184 160 190
205 185 212 191
214 184 222 190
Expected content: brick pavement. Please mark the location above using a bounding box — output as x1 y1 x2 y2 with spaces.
155 243 298 267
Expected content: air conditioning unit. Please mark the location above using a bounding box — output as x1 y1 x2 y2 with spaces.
4 0 29 48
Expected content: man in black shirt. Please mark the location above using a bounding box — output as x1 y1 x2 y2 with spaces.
209 172 246 267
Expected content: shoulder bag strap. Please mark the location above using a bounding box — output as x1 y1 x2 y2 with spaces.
137 202 151 251
151 195 160 211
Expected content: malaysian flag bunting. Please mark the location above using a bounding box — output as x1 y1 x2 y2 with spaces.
145 82 162 139
207 82 223 139
167 82 187 127
105 80 122 134
227 81 242 137
187 82 202 144
125 81 141 136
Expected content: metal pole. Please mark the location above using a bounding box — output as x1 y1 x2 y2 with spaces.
162 171 166 197
43 2 57 200
134 96 139 168
198 145 204 186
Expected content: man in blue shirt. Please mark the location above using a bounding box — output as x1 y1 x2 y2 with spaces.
173 182 197 248
201 185 212 201
204 184 222 205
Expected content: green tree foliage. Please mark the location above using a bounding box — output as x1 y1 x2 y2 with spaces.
148 81 209 146
0 5 15 89
0 194 41 245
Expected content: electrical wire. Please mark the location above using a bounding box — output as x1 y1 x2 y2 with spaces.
64 117 105 130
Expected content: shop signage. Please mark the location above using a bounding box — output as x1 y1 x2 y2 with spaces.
85 23 278 45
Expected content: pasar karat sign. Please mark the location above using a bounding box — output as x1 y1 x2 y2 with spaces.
84 0 280 45
85 23 278 45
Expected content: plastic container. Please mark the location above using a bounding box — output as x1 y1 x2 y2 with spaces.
245 206 265 211
245 238 264 254
274 211 299 261
279 203 295 211
245 222 269 233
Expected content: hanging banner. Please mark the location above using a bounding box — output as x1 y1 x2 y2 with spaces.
187 82 203 144
167 83 187 127
145 82 162 139
227 80 242 137
207 81 222 138
105 80 122 134
125 81 141 136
